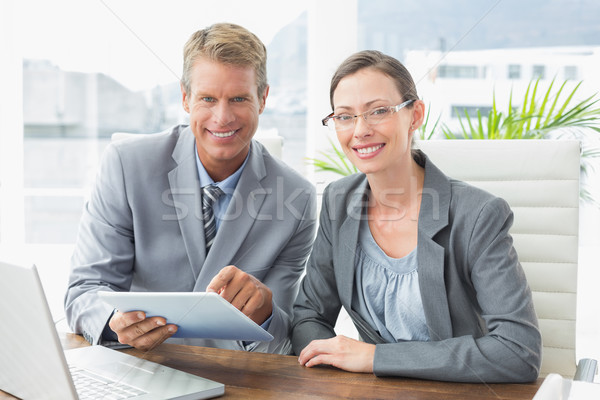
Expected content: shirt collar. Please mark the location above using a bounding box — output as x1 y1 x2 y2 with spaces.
194 142 250 191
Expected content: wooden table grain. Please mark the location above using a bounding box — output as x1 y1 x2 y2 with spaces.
1 333 543 399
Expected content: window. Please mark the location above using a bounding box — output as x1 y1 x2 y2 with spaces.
564 65 578 80
437 65 479 79
508 64 521 79
532 64 546 79
451 105 494 118
18 2 310 246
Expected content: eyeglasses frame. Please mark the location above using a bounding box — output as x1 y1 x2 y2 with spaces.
322 99 416 131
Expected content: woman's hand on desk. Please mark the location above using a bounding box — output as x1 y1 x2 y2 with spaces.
298 335 375 373
108 311 178 351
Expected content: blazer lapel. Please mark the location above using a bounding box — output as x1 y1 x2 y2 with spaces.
417 154 453 340
167 128 206 280
334 178 385 343
194 141 267 291
335 178 368 307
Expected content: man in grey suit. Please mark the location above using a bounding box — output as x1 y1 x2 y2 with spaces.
65 23 316 354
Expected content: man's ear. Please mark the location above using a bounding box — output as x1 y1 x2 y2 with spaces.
258 85 270 115
180 82 190 113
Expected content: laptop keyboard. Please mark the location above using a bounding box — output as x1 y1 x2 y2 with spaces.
69 365 147 399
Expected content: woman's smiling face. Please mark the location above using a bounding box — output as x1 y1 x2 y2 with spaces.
332 67 416 176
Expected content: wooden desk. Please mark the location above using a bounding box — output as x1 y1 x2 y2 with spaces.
1 333 542 399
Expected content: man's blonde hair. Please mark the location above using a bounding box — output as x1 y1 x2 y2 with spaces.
181 23 268 97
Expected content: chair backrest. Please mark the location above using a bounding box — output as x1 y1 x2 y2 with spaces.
416 139 581 378
110 132 283 159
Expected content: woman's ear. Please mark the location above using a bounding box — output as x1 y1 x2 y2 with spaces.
410 100 426 132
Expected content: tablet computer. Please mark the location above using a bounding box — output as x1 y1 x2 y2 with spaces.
98 291 273 342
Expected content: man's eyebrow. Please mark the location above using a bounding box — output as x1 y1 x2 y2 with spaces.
230 92 253 98
191 91 253 98
191 91 211 97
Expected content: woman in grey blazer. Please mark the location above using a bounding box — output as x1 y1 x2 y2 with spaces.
291 50 541 383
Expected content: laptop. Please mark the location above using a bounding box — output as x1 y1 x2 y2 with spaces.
0 261 225 400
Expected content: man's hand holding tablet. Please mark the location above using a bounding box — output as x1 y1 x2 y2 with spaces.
108 309 177 351
102 266 274 351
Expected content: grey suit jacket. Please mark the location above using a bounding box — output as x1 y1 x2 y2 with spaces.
292 151 542 382
65 125 317 354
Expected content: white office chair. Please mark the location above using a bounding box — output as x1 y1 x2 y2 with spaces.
111 132 284 159
416 139 583 378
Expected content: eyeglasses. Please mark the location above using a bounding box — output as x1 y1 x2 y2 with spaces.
322 99 415 132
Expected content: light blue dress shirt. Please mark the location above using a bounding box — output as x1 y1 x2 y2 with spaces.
195 144 249 231
352 215 430 343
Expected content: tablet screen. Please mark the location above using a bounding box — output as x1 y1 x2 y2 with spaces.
98 291 273 341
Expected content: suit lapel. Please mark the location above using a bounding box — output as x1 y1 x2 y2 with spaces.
336 178 391 344
168 127 206 279
417 153 453 340
194 141 267 291
335 179 368 307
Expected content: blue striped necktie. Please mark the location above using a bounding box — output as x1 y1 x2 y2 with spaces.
201 185 223 254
